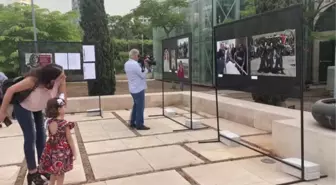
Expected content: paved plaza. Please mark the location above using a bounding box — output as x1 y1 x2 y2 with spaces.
0 107 333 185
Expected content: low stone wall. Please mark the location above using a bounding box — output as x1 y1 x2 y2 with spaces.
183 91 294 132
66 92 182 113
272 116 336 177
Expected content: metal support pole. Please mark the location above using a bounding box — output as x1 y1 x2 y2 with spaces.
334 44 336 98
31 0 38 53
234 0 240 20
212 0 216 86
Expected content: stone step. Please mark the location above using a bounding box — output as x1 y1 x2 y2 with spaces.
87 108 102 117
185 119 203 129
219 130 240 147
164 108 176 117
277 158 320 181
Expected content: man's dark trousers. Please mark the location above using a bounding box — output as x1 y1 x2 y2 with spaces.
130 90 145 128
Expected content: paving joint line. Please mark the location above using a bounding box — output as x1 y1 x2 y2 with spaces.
67 155 264 185
176 168 201 185
0 162 22 168
87 140 210 156
180 143 211 163
82 128 214 144
74 124 95 183
112 112 141 136
0 134 23 139
75 117 117 123
14 159 27 185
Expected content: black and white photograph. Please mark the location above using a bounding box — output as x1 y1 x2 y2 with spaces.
177 38 189 58
163 48 170 72
249 29 296 77
216 38 248 76
170 49 177 70
178 59 189 78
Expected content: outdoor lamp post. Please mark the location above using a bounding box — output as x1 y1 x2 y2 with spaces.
31 0 38 53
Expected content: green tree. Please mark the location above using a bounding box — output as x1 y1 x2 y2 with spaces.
107 14 152 40
134 0 188 37
240 0 256 18
0 3 81 75
80 0 116 95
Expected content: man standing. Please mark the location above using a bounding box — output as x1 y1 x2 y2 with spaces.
124 49 150 130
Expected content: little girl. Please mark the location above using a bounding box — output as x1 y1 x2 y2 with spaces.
39 96 77 185
177 61 185 91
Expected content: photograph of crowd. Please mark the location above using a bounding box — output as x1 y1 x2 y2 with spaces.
216 38 248 76
163 48 170 72
249 29 296 77
170 49 177 70
177 38 189 58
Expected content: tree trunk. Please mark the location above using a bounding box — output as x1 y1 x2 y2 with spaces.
80 0 116 96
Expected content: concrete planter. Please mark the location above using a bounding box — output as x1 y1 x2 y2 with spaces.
312 98 336 130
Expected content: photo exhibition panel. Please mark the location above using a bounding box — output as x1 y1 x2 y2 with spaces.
162 34 191 81
214 5 303 97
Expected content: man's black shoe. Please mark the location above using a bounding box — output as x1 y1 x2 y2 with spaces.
130 124 136 129
136 126 150 130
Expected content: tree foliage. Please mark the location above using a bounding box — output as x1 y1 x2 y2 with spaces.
240 0 256 18
80 0 116 95
107 14 152 40
0 3 81 74
133 0 188 37
112 39 153 74
255 0 302 14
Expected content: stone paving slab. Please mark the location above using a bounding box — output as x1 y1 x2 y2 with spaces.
186 129 217 141
181 113 205 119
137 118 186 136
183 160 266 185
185 142 260 161
63 136 86 184
105 170 191 185
89 150 153 180
137 145 204 170
85 139 129 155
183 157 298 185
242 134 273 151
121 135 164 149
155 132 198 144
85 129 218 155
0 122 22 138
0 165 20 185
78 119 136 142
201 118 267 136
65 112 116 122
234 157 298 184
114 107 166 121
0 136 24 166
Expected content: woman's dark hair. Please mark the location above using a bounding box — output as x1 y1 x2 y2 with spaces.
45 97 62 118
26 64 63 87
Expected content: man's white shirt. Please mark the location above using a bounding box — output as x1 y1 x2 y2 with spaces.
124 59 148 94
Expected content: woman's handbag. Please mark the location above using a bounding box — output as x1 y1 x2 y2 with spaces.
1 76 37 104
